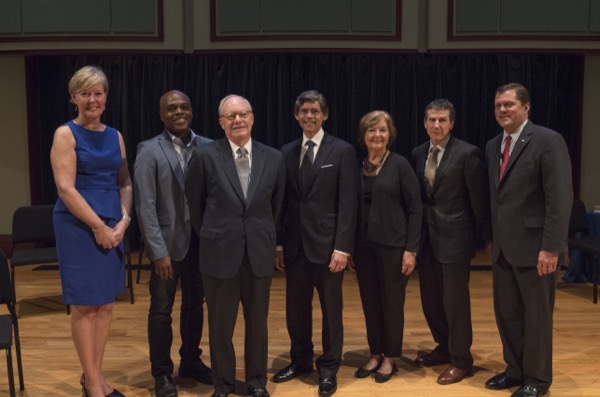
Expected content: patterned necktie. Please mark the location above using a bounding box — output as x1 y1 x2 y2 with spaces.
235 147 250 198
173 137 190 176
499 135 511 180
424 146 440 195
300 140 315 191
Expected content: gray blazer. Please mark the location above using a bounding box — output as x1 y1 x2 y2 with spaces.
485 120 572 266
134 130 211 262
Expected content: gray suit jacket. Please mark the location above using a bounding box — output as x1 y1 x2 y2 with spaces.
485 120 573 266
186 138 286 279
134 130 211 262
412 135 490 263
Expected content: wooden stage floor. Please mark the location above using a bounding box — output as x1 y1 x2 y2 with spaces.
2 253 599 396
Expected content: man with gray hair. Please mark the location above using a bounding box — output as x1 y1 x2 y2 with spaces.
187 94 285 397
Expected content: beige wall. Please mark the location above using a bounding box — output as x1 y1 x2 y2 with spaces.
0 56 30 234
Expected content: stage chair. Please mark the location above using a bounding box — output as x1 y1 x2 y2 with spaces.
0 249 25 396
9 205 59 308
568 198 600 303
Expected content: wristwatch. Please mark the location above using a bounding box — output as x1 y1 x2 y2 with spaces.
122 213 131 222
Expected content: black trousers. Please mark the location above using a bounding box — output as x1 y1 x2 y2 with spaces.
493 252 557 391
418 247 473 370
354 241 408 358
203 254 272 393
285 247 344 378
148 237 205 378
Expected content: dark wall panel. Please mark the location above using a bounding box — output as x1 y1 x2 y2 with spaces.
22 0 110 33
216 0 260 34
213 0 399 38
0 0 22 34
261 0 349 32
351 0 394 33
111 0 156 34
455 0 499 33
452 0 597 37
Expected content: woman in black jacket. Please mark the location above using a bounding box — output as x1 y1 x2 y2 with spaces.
351 110 422 383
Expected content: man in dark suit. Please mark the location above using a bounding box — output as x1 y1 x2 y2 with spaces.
411 99 489 385
484 83 572 397
134 90 212 397
273 90 357 397
186 94 286 397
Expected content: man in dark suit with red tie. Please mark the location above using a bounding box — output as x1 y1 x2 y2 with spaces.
411 99 489 385
186 94 286 397
273 90 357 397
484 83 572 397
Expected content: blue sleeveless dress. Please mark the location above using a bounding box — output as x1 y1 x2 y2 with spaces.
53 121 125 306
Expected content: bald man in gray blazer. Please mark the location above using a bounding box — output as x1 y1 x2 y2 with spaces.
484 83 572 397
134 91 212 397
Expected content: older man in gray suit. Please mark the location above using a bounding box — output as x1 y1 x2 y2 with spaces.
186 94 286 397
484 83 572 397
134 90 212 397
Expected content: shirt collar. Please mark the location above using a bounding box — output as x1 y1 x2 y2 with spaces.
228 138 252 157
429 135 451 153
302 128 324 147
503 119 528 143
166 129 196 147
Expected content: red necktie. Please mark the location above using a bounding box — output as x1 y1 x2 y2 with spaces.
499 135 511 180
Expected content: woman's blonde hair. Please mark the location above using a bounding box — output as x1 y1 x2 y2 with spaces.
68 66 108 102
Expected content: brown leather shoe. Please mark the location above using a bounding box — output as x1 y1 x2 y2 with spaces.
437 365 472 385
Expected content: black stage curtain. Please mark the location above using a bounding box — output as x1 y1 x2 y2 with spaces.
26 53 583 244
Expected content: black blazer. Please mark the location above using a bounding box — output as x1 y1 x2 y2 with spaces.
357 152 422 252
186 138 286 278
412 135 489 264
278 132 358 264
485 120 572 266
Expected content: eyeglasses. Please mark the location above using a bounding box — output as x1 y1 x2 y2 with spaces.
220 111 252 121
298 109 321 116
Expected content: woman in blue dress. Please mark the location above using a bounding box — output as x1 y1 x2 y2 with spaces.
51 66 132 397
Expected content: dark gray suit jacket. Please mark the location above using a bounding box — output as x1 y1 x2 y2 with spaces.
278 132 357 264
134 131 211 262
485 120 572 266
186 138 286 279
412 135 490 264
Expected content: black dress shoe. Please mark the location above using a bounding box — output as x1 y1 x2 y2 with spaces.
374 364 398 383
155 375 178 397
511 384 547 397
414 350 451 367
485 372 523 390
178 361 213 385
211 392 229 397
318 376 337 397
249 387 271 397
272 363 313 383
